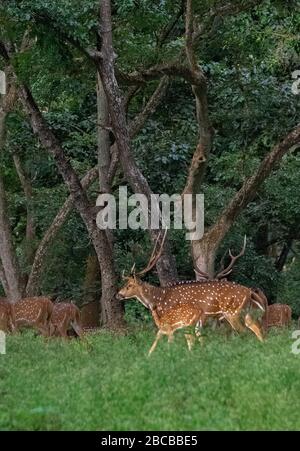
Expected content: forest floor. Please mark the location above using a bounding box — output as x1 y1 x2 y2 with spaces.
0 325 300 431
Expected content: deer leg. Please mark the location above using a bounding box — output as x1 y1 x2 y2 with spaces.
9 317 17 334
57 323 70 340
224 314 245 334
244 313 264 342
35 306 51 337
37 324 51 337
71 320 84 338
195 321 205 345
167 332 175 344
184 334 195 351
148 330 164 356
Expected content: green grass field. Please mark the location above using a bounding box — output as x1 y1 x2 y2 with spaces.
0 326 300 431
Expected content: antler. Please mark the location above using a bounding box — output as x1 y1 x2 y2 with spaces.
215 235 247 280
135 228 168 277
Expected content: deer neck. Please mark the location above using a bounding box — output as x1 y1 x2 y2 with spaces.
137 282 164 310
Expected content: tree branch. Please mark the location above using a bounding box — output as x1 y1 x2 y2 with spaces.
129 76 170 138
207 123 300 248
182 0 213 196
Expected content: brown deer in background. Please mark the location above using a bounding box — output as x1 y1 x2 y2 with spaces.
117 231 266 354
0 298 16 333
51 303 83 339
263 303 291 328
14 297 53 337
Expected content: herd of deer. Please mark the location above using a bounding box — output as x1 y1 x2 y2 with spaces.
116 232 292 355
0 231 293 355
0 297 83 339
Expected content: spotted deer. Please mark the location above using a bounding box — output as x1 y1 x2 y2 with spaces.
117 231 266 355
51 302 83 339
263 303 291 328
0 298 16 333
14 297 53 337
149 303 204 354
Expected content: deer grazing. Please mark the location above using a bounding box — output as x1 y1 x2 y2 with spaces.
0 298 16 333
51 303 83 339
14 297 54 337
117 231 266 355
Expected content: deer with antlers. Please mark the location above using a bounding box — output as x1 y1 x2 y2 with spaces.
117 231 266 355
0 298 16 333
14 297 54 337
50 302 83 339
194 237 267 331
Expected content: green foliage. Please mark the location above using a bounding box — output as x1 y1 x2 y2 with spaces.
1 329 300 430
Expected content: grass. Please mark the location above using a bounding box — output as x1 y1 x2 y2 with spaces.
0 325 300 431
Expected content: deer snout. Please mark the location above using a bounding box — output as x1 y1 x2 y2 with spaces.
115 292 124 301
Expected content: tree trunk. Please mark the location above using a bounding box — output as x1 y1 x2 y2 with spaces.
97 0 178 285
97 72 111 195
0 71 23 302
0 261 9 295
192 236 216 279
275 238 293 272
13 153 36 272
193 124 300 273
0 171 23 302
96 72 124 323
83 254 100 304
16 80 124 329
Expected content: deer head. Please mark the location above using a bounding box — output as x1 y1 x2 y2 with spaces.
116 229 167 306
116 275 149 305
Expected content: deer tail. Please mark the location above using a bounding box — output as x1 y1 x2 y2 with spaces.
71 309 83 338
